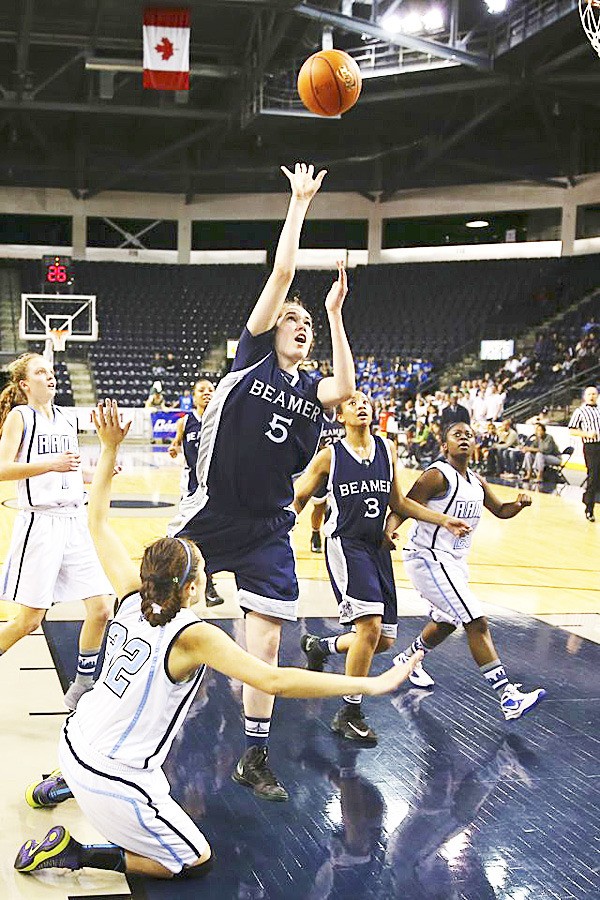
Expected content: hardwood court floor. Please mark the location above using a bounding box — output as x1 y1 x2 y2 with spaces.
0 441 598 900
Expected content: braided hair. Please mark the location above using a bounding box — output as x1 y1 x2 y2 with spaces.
140 537 201 627
0 353 41 436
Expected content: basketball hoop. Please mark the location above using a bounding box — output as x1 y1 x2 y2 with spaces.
48 328 68 353
580 0 600 57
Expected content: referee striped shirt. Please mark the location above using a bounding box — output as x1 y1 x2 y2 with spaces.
568 404 600 443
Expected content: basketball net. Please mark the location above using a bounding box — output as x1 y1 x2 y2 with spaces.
43 329 68 365
580 0 600 57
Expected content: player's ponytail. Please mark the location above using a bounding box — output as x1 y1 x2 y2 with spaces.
140 537 201 627
0 353 39 436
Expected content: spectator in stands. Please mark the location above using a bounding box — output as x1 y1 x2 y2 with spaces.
471 388 488 427
474 422 498 471
151 352 166 377
521 424 561 483
441 393 470 428
145 382 168 411
488 419 519 476
526 407 550 427
485 384 506 422
177 388 194 412
165 352 178 374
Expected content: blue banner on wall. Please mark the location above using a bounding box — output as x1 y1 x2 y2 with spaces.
151 410 185 441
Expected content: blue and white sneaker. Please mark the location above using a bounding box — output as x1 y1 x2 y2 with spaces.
393 652 435 688
14 825 81 873
25 769 73 809
500 683 546 720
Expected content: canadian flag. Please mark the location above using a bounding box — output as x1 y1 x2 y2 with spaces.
143 7 190 90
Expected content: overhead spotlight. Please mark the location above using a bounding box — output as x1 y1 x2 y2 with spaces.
399 12 424 34
422 7 445 32
466 219 490 228
380 12 404 34
484 0 508 13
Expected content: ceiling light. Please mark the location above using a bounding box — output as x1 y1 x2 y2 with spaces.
484 0 508 13
466 219 489 228
422 7 445 32
380 12 404 34
399 12 423 34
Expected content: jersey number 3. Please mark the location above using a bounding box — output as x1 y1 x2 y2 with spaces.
364 497 380 518
104 621 152 698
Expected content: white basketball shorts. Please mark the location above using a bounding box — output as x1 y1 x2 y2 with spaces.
402 548 483 627
1 509 114 608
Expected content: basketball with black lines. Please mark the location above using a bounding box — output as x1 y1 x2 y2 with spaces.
297 49 362 117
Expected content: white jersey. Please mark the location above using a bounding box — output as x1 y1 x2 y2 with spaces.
405 460 484 559
14 405 83 511
72 592 205 770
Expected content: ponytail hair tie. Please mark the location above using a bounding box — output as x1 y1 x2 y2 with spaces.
151 602 163 615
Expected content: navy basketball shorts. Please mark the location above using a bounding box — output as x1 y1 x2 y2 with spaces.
325 536 398 638
179 508 299 621
311 481 328 505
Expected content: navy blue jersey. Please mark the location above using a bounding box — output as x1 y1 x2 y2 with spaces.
324 436 393 545
182 411 202 495
319 412 345 449
179 327 323 522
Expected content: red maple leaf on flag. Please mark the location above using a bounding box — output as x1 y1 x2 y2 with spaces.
155 37 174 61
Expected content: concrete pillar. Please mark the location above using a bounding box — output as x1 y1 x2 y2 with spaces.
177 216 192 264
367 199 383 264
561 191 577 257
72 211 87 259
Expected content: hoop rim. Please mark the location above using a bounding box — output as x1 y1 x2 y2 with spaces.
48 328 69 352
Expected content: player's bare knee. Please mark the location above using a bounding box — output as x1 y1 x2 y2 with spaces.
376 635 395 653
465 616 489 636
17 607 45 635
175 847 213 880
85 595 112 627
354 616 381 649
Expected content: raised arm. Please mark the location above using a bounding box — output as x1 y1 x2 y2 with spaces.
293 446 332 515
246 163 326 337
387 447 470 537
87 400 138 598
316 262 355 409
0 408 80 481
481 478 532 519
169 619 424 697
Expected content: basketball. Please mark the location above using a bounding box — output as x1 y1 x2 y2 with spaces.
297 49 362 117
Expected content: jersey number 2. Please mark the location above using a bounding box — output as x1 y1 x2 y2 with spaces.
104 622 151 698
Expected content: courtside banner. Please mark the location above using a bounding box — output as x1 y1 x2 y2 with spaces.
143 7 190 90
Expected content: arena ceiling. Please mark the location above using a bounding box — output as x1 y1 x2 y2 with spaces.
0 0 599 200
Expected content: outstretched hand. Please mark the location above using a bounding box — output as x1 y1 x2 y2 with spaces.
281 162 327 202
367 651 425 696
515 493 532 508
92 399 131 449
324 260 348 315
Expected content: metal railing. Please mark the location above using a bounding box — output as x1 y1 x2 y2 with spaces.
504 360 600 423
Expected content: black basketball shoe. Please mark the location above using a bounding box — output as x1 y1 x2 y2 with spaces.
232 746 289 801
205 574 225 607
331 705 378 746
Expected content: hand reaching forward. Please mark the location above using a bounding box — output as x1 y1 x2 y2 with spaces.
281 162 327 202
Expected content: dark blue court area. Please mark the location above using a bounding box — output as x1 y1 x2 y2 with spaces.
43 614 599 900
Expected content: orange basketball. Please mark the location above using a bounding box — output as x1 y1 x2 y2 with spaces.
297 49 362 117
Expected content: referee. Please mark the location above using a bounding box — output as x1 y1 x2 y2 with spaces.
569 385 600 522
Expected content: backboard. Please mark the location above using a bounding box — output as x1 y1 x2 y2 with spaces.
20 294 98 343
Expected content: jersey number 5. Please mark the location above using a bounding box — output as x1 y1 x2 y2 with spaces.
265 412 293 444
104 622 152 698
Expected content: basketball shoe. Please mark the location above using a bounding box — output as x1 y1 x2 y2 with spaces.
310 530 322 553
26 769 73 809
205 574 225 607
232 746 289 802
15 826 81 873
300 633 329 672
331 705 378 746
500 683 546 720
393 651 435 688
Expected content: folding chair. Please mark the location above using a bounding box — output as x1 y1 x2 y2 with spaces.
545 446 574 493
